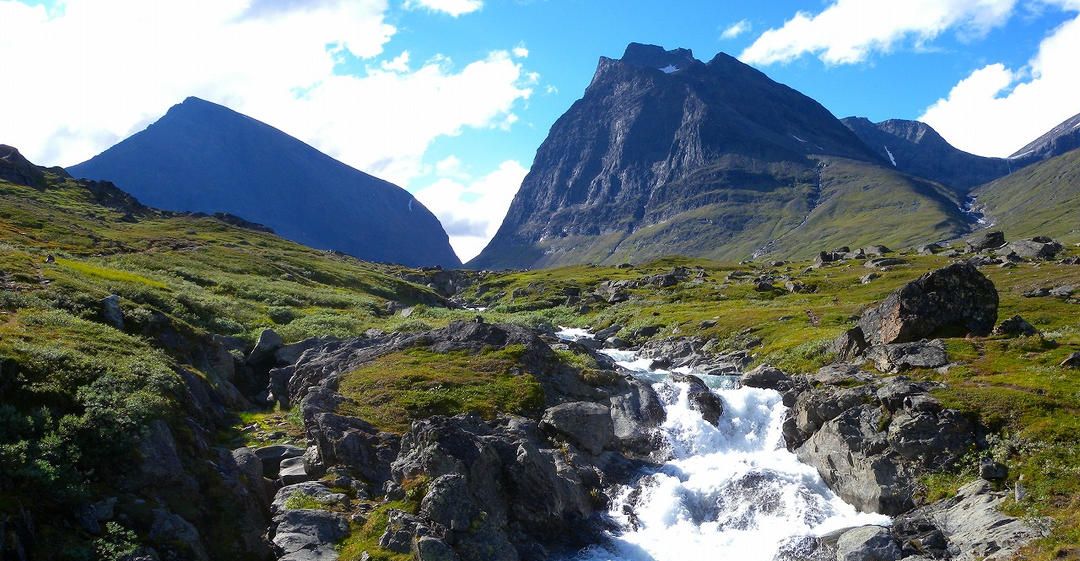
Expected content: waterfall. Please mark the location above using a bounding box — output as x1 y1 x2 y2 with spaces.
556 329 888 561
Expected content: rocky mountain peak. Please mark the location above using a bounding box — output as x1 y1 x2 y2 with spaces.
0 144 45 187
618 42 699 71
1010 110 1080 162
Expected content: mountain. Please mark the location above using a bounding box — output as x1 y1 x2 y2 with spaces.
469 43 974 269
1010 110 1080 164
973 145 1080 243
68 97 460 268
841 117 1012 191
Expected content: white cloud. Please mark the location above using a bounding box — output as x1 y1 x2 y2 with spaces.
413 159 528 261
0 0 533 188
404 0 482 17
741 0 1018 65
920 6 1080 156
512 42 529 58
720 19 751 40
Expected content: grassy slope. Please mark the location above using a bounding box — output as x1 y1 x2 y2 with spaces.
974 148 1080 244
768 157 972 259
3 169 1080 558
504 157 973 267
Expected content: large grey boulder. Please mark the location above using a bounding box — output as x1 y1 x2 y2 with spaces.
608 378 666 457
966 230 1005 252
792 376 975 515
249 328 284 364
855 263 998 348
864 339 948 373
149 509 210 561
391 414 596 560
994 315 1039 337
893 480 1046 561
540 402 615 455
835 525 901 561
739 364 793 391
271 509 349 561
100 294 125 330
1004 238 1063 260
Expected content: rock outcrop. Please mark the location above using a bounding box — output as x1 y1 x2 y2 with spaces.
784 367 976 515
837 263 998 359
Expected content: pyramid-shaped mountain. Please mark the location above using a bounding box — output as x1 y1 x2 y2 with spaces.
469 44 974 269
68 97 460 268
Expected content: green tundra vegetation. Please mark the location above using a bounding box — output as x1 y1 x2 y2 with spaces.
1 169 1079 559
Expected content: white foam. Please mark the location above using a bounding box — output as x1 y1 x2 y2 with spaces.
556 327 595 341
561 346 888 560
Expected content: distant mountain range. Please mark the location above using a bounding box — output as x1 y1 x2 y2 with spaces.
468 43 1080 269
59 45 1080 271
68 97 460 268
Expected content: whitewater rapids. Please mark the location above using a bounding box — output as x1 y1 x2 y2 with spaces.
555 328 888 561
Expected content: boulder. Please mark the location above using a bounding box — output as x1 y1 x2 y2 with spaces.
739 364 793 391
272 482 349 515
856 263 998 347
864 339 948 373
979 459 1008 482
1004 238 1063 260
271 509 349 561
966 230 1005 252
671 373 723 426
413 536 460 561
994 315 1038 337
100 294 125 330
253 444 305 478
540 402 615 455
865 257 906 270
861 273 881 284
608 378 666 456
1061 352 1080 369
279 456 314 485
249 328 284 364
594 324 622 341
893 480 1045 561
835 525 901 561
863 245 892 257
918 243 944 255
792 376 974 515
149 509 210 561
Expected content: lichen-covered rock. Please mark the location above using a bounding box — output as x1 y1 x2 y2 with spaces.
856 263 998 347
540 402 615 455
864 339 948 373
835 525 901 561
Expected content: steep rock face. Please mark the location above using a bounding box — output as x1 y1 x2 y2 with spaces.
1010 110 1080 164
469 43 888 269
67 97 460 268
841 117 1011 191
469 44 979 269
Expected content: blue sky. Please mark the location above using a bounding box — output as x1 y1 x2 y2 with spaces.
2 0 1079 260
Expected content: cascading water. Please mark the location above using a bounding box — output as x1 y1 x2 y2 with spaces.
556 328 888 561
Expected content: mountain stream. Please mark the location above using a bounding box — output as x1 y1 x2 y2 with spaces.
554 328 888 561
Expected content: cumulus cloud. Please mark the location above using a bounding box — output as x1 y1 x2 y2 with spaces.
413 159 528 260
741 0 1018 65
404 0 483 17
720 19 751 40
920 6 1080 156
0 0 531 188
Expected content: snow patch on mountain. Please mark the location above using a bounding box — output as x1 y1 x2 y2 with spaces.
883 144 897 167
